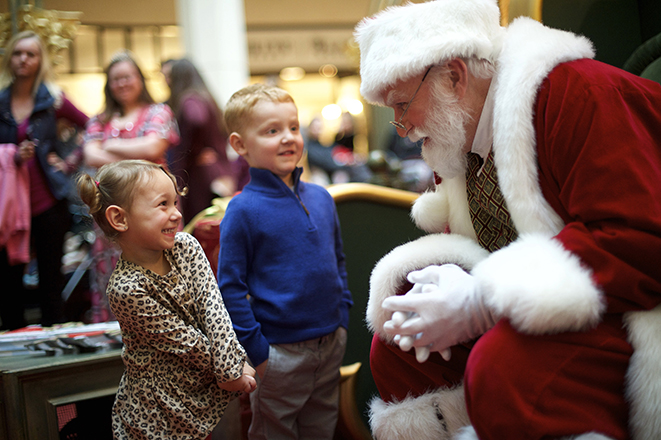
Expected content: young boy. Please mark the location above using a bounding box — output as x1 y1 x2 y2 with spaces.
217 84 353 440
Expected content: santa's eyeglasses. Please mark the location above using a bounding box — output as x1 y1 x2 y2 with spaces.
389 66 432 130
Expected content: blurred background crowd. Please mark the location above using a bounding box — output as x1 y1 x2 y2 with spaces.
0 0 435 331
2 0 656 330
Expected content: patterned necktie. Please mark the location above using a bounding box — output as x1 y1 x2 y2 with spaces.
465 150 518 252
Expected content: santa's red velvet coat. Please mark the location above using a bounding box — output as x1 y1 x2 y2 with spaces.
366 16 661 440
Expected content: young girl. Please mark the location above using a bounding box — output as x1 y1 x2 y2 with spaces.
77 159 256 440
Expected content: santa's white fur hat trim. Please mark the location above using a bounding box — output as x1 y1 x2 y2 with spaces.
354 0 505 104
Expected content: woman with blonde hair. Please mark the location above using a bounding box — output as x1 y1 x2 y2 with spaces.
0 30 88 329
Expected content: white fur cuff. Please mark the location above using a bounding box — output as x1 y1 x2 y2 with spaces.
472 234 605 334
369 386 469 440
367 233 489 338
624 305 661 440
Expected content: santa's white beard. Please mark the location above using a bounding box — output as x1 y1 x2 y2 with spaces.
415 81 471 179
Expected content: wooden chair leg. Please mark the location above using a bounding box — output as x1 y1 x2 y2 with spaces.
336 362 373 440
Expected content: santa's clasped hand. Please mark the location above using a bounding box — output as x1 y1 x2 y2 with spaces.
382 264 497 362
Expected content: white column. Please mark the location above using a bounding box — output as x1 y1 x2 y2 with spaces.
176 0 250 108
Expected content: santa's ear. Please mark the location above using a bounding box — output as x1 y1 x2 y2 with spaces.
446 58 469 100
106 205 128 232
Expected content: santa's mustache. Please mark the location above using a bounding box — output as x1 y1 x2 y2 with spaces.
408 128 427 143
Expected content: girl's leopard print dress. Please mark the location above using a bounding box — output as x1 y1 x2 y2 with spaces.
107 232 245 439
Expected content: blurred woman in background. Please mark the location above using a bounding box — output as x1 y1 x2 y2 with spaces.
0 31 88 329
84 51 179 167
167 58 247 224
83 50 179 322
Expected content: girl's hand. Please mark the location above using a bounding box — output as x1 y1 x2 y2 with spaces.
219 363 257 393
242 372 257 394
241 363 257 393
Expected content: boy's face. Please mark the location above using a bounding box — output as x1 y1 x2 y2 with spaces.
230 100 304 186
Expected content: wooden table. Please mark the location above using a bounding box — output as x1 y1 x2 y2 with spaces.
0 349 123 440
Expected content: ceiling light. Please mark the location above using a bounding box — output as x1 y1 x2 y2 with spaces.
279 67 305 81
319 64 338 78
346 99 364 115
322 104 342 120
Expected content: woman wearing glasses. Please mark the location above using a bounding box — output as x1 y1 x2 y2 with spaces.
82 51 179 322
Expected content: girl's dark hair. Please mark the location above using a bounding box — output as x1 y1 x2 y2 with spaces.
77 160 185 240
100 51 155 124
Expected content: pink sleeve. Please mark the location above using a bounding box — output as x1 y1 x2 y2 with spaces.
83 115 106 143
142 104 180 145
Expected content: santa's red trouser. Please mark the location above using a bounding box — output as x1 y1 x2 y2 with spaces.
370 315 633 440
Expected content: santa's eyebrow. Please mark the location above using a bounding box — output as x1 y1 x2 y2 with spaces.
385 89 406 107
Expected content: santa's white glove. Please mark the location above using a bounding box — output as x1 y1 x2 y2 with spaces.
382 264 496 359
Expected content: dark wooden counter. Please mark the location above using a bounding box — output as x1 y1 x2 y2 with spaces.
0 349 123 440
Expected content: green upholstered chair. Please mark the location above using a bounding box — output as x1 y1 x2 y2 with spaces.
327 183 424 439
623 31 661 83
500 0 661 68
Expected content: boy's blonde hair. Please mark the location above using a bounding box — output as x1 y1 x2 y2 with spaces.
224 83 295 135
77 160 185 240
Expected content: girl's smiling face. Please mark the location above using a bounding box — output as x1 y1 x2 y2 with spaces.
118 169 182 266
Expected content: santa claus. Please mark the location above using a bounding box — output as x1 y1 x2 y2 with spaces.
354 1 661 439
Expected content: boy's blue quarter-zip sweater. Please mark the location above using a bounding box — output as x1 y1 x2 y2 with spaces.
217 167 353 366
